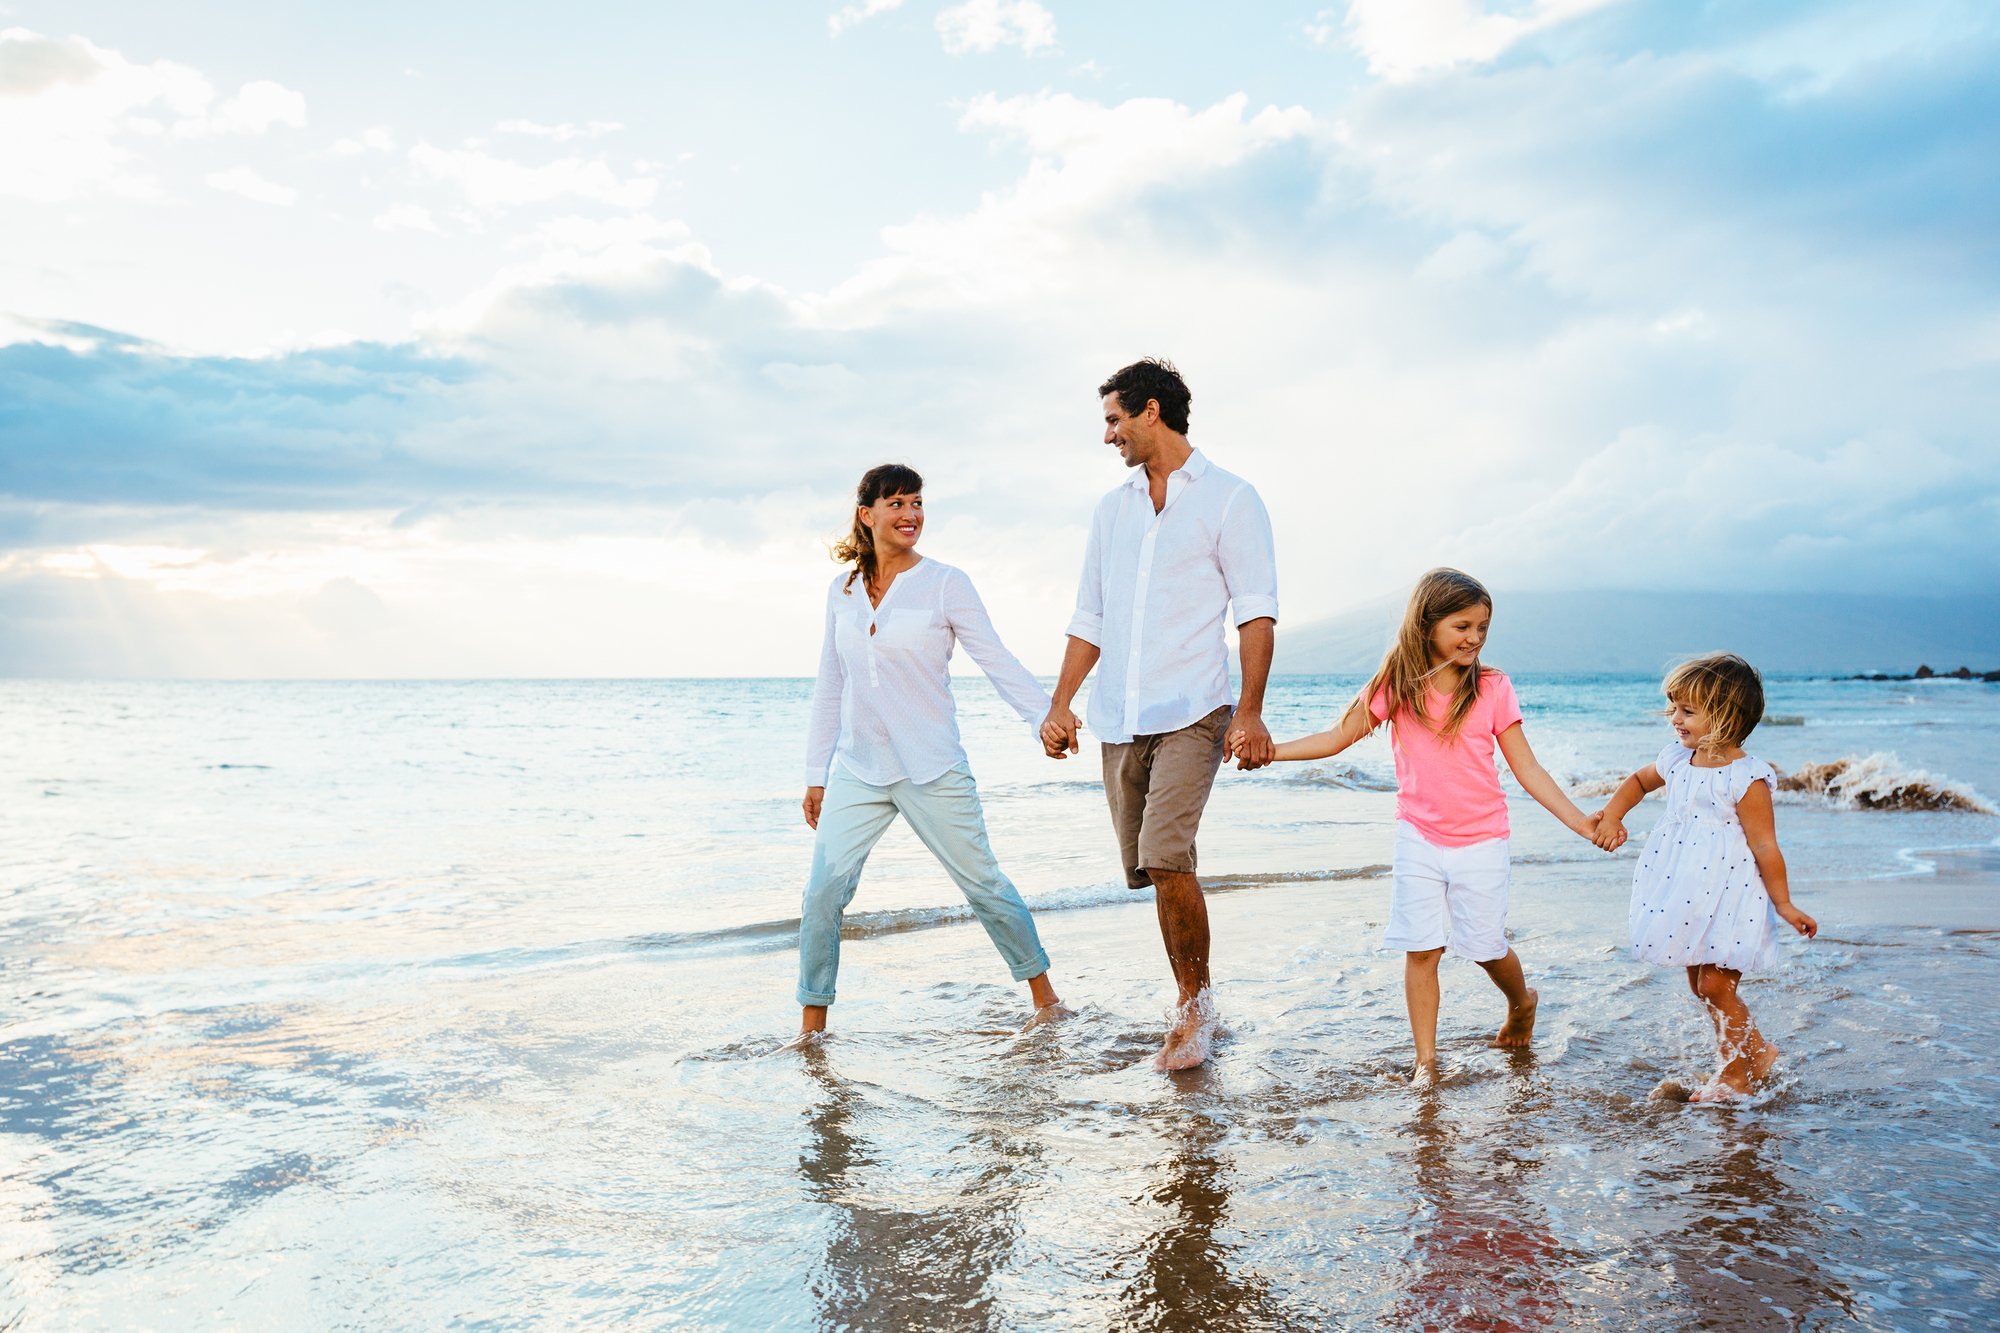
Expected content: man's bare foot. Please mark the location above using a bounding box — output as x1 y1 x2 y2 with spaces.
1410 1059 1439 1089
1491 988 1538 1048
1152 990 1217 1072
1021 1001 1074 1031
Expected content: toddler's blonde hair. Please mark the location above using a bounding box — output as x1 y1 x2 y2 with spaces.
1662 652 1764 755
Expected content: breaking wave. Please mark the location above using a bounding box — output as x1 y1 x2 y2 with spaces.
1777 753 1996 814
1569 753 1994 814
1272 762 1398 793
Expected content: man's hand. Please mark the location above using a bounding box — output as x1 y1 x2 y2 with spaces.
1225 711 1274 770
803 786 824 829
1040 704 1081 759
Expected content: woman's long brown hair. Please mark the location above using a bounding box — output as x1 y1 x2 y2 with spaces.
1341 568 1495 743
831 463 924 598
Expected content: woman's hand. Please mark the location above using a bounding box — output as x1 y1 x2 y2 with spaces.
803 787 825 829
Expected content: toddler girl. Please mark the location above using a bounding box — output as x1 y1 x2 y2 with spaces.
1592 652 1817 1101
1270 568 1599 1085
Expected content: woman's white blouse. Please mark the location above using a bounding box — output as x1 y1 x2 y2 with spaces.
805 559 1052 788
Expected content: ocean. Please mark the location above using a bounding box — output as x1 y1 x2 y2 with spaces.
3 674 1998 1327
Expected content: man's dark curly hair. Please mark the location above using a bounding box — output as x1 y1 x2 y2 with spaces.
1098 357 1191 435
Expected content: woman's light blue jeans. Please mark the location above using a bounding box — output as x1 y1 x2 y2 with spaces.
797 762 1051 1007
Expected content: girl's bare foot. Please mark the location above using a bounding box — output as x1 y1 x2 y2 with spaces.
1691 1064 1753 1102
1410 1059 1439 1088
1750 1039 1780 1083
1491 988 1538 1048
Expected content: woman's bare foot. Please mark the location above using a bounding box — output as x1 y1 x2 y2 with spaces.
1490 988 1538 1048
1153 990 1217 1071
1021 1001 1073 1031
1410 1059 1439 1089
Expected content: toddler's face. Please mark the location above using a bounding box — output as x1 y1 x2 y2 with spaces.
1666 696 1714 750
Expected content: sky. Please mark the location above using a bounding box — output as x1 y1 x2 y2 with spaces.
2 0 1996 677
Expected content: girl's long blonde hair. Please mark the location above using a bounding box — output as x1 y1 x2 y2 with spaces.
1343 568 1496 742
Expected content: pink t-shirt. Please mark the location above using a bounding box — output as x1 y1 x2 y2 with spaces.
1369 670 1524 847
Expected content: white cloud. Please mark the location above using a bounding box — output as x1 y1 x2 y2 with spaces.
0 29 305 202
828 0 906 36
373 203 441 234
936 0 1058 55
331 124 396 155
205 166 299 207
188 79 306 136
1327 0 1625 81
815 91 1315 322
408 141 659 211
495 118 624 141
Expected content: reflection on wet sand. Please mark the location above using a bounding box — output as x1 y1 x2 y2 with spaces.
1394 1070 1571 1332
1652 1118 1853 1330
1114 1104 1297 1332
797 1053 1027 1330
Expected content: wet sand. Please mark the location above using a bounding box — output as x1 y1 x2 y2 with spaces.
667 857 2000 1329
7 857 1996 1327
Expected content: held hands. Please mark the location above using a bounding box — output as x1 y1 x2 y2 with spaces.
803 786 824 830
1778 903 1818 939
1226 712 1274 770
1040 704 1082 759
1591 810 1628 852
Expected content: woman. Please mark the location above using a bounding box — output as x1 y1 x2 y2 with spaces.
794 463 1065 1040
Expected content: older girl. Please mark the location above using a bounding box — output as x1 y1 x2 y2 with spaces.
793 463 1064 1042
1268 569 1598 1085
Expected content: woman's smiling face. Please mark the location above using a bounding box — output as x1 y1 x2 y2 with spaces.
861 491 923 555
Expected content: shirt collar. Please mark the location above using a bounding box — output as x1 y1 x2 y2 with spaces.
1123 446 1209 489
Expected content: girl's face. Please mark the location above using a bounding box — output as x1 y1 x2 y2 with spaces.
1667 695 1714 750
860 491 923 556
1427 602 1491 670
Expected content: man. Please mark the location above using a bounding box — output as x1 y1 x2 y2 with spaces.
1041 357 1279 1071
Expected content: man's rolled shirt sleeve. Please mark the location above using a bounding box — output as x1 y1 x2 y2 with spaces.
1063 501 1109 646
1217 485 1279 627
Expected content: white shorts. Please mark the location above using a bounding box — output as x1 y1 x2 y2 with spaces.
1384 822 1512 962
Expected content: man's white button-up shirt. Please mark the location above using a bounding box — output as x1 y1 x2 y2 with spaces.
1064 449 1279 745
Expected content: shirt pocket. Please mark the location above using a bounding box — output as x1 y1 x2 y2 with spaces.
874 608 938 650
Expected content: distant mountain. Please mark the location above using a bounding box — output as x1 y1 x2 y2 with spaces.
1274 591 2000 676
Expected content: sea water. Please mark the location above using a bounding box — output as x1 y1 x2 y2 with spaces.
3 675 1997 1327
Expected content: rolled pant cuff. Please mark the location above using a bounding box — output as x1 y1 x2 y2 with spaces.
796 987 836 1006
1008 950 1051 983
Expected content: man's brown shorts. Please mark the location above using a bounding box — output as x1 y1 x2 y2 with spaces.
1101 704 1232 889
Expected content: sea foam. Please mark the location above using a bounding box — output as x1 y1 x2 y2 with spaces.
1777 752 1996 814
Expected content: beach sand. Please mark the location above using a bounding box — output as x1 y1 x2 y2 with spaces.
8 855 1995 1328
659 855 2000 1329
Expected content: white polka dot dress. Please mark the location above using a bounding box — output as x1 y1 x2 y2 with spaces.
1629 742 1780 972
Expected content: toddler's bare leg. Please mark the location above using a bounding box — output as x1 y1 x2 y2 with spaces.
1405 948 1445 1084
1476 947 1538 1048
1689 965 1773 1100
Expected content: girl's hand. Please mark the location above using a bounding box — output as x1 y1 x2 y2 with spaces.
1592 813 1627 851
803 787 825 829
1778 903 1817 938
